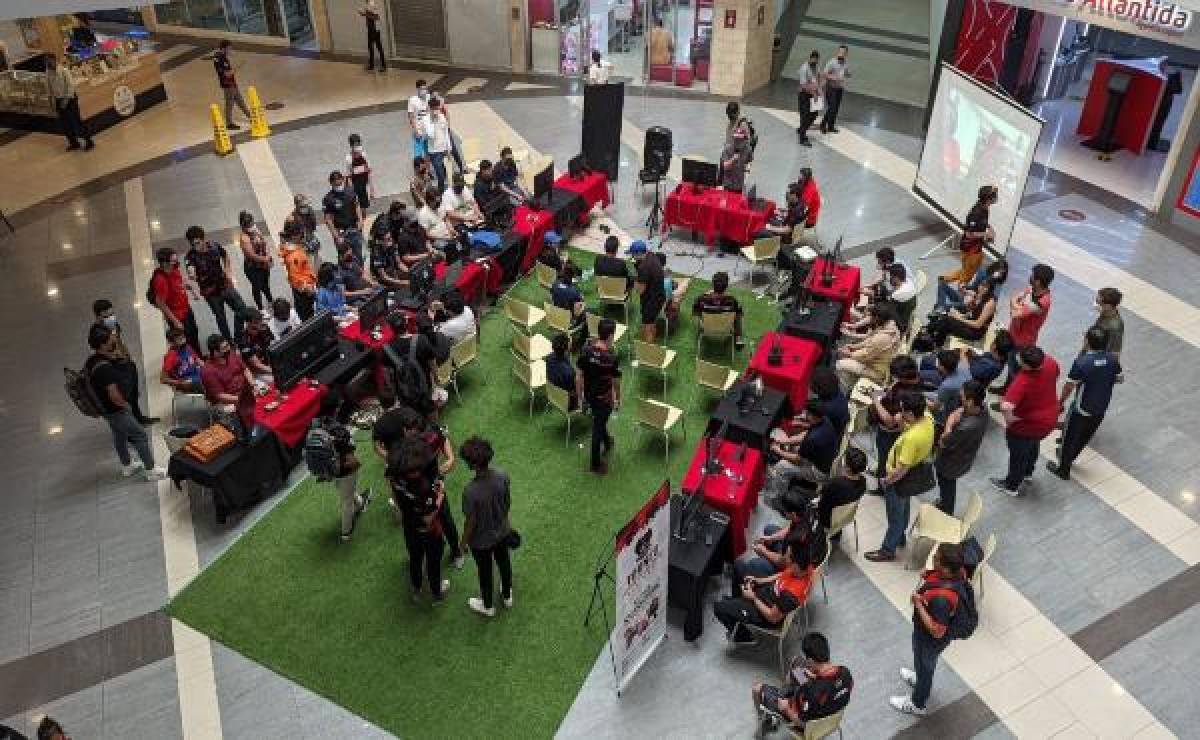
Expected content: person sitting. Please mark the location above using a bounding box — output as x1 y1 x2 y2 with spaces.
936 258 1007 311
844 265 914 336
692 271 744 348
551 263 588 336
863 247 907 301
397 217 434 271
410 156 435 208
594 235 633 292
714 540 814 644
537 231 567 272
316 262 352 317
926 349 971 425
439 173 484 230
756 184 805 243
817 446 867 535
201 334 255 413
926 278 997 347
963 329 1013 388
417 190 458 250
811 366 849 437
432 291 476 344
160 326 204 394
753 632 853 734
545 332 578 410
236 308 275 383
741 488 825 580
835 303 901 388
268 297 301 338
766 399 841 505
494 146 528 203
338 247 377 305
472 159 502 209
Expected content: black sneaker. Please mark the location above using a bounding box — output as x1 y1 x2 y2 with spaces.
828 126 840 133
1046 461 1070 480
800 138 813 148
84 140 95 151
66 142 81 151
989 477 1020 497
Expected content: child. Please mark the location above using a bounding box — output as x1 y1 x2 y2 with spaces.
345 133 373 211
307 389 372 542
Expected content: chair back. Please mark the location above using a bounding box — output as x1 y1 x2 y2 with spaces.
512 332 534 362
802 709 846 740
512 358 540 389
637 398 674 429
634 340 668 368
544 303 573 333
827 500 859 538
960 492 984 540
536 261 557 290
450 333 478 368
700 310 736 338
598 275 629 301
505 298 532 325
695 359 734 390
971 532 997 591
545 383 571 415
752 235 781 261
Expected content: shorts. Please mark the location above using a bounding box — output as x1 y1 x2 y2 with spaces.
640 295 665 326
413 135 427 158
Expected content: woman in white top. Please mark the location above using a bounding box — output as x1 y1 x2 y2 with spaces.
423 96 452 194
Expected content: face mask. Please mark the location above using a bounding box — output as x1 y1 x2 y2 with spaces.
101 315 118 329
837 56 845 63
418 89 429 100
333 185 344 193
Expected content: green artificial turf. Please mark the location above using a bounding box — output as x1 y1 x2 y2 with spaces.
168 250 780 738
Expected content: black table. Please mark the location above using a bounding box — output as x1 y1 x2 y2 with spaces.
708 383 788 451
779 299 841 362
314 340 374 387
167 429 293 523
668 495 730 641
549 187 587 232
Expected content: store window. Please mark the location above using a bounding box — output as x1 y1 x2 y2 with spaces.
529 0 589 75
155 0 313 44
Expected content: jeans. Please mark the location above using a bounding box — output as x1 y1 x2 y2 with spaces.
1003 430 1041 489
428 151 448 194
366 29 385 69
589 400 613 466
102 409 154 468
911 630 946 709
223 86 251 125
935 470 957 515
734 524 782 587
935 280 965 311
880 483 910 554
334 471 360 535
55 96 91 146
438 498 463 557
796 92 817 140
244 265 273 310
714 596 768 641
402 519 445 597
204 286 249 341
293 287 316 321
471 543 513 609
821 84 843 130
1058 412 1103 475
337 227 364 265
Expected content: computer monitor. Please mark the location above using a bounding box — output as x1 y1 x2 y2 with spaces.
681 158 717 188
268 310 340 390
533 163 554 205
357 289 389 333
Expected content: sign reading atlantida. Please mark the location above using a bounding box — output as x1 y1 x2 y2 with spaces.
1057 0 1194 30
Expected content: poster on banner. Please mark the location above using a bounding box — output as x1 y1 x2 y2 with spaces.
612 481 671 693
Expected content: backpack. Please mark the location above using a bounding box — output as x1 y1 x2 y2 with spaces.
739 116 759 158
790 662 853 720
303 420 341 482
64 361 109 418
146 268 164 308
388 336 431 413
923 578 979 640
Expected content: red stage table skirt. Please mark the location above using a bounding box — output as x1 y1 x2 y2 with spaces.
806 259 862 322
254 381 327 448
663 185 775 246
438 258 502 303
553 171 610 211
339 317 396 349
513 207 556 274
681 440 765 557
746 332 823 411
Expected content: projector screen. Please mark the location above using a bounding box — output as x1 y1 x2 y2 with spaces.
915 64 1043 254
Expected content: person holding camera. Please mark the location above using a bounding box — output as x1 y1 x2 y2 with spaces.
461 437 515 617
388 436 450 603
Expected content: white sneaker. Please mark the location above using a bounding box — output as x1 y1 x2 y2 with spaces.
121 461 144 477
899 667 917 687
502 590 514 609
431 580 451 604
889 695 926 716
144 467 167 481
468 597 496 617
452 553 466 570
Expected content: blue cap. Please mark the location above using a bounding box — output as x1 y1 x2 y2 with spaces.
626 240 648 255
544 230 563 245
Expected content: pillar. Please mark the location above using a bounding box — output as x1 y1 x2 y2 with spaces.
710 0 775 98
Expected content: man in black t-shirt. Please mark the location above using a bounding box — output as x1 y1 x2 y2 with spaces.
85 324 165 481
631 241 665 342
595 236 634 292
323 171 365 264
817 447 867 535
576 319 622 475
386 315 441 415
754 632 853 732
184 225 249 342
692 271 744 348
386 436 448 602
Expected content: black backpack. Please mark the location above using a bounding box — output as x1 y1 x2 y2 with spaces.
387 337 430 413
790 662 853 720
923 578 979 640
64 360 109 418
146 268 164 309
303 420 341 482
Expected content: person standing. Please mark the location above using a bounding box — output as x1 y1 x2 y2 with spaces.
86 324 166 481
943 185 996 287
796 50 821 148
648 16 674 67
992 263 1053 395
345 133 374 211
990 346 1060 496
890 543 971 716
237 211 274 310
45 55 93 151
866 393 935 563
213 40 251 130
311 389 372 541
387 436 450 603
323 171 365 265
577 318 622 475
719 125 752 193
819 45 850 134
631 241 666 343
1089 287 1124 358
1048 327 1121 480
359 0 386 72
280 221 318 320
933 381 988 515
91 299 158 425
150 247 202 355
289 194 323 260
461 437 515 617
184 226 249 342
407 79 431 158
423 96 453 195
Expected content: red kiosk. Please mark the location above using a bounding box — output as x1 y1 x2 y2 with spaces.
1077 58 1168 156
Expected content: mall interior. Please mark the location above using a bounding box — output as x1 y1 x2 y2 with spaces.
2 0 1200 738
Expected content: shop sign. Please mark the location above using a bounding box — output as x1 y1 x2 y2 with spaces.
1056 1 1193 32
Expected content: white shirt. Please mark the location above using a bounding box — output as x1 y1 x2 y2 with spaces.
269 310 302 338
438 188 476 219
437 306 476 343
423 111 451 153
417 205 453 240
407 93 429 132
345 148 369 175
889 278 917 303
797 63 819 92
823 58 849 87
587 61 611 85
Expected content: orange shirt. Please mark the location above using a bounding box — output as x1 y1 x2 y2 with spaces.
281 243 315 290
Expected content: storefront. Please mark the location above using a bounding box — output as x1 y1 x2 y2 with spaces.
151 0 316 48
934 0 1200 219
0 13 165 134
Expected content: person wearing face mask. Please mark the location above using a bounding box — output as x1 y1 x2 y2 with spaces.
440 173 484 230
91 299 158 425
407 79 431 159
290 194 322 260
237 210 274 310
410 156 436 208
796 50 822 147
280 220 318 320
370 227 407 290
423 97 453 194
212 40 251 130
493 147 528 204
344 133 374 210
472 159 502 210
359 0 386 72
201 334 256 413
819 45 850 135
323 171 365 265
150 247 202 355
160 327 204 394
86 324 166 481
991 263 1054 396
338 246 377 305
184 225 250 343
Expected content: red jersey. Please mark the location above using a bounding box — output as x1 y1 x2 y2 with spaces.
1004 355 1060 438
151 267 192 322
801 179 821 227
1008 288 1052 347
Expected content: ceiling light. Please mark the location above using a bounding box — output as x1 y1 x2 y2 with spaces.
46 286 59 297
48 425 62 435
62 242 72 250
150 219 161 230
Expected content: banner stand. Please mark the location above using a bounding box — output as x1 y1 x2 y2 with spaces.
583 545 623 697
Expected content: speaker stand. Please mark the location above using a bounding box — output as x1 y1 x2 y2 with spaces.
645 177 665 237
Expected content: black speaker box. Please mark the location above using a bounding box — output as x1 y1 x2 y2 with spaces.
644 126 673 177
582 82 625 181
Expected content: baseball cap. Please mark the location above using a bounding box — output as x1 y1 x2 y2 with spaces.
544 230 563 246
626 239 648 256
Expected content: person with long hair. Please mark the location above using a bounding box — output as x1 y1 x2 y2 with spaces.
237 210 274 310
926 278 998 346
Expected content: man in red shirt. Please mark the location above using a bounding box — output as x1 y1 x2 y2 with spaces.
990 346 1059 496
797 168 821 229
200 334 255 413
151 248 201 355
992 263 1053 395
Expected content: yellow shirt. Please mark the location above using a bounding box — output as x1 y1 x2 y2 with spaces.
649 27 674 67
887 413 935 474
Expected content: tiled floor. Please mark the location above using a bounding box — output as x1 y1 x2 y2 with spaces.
2 38 1200 740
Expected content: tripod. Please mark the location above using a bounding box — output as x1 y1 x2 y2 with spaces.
645 177 665 237
583 545 623 696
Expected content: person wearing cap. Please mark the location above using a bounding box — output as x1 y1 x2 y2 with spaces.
720 124 752 193
537 231 567 272
631 240 666 343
